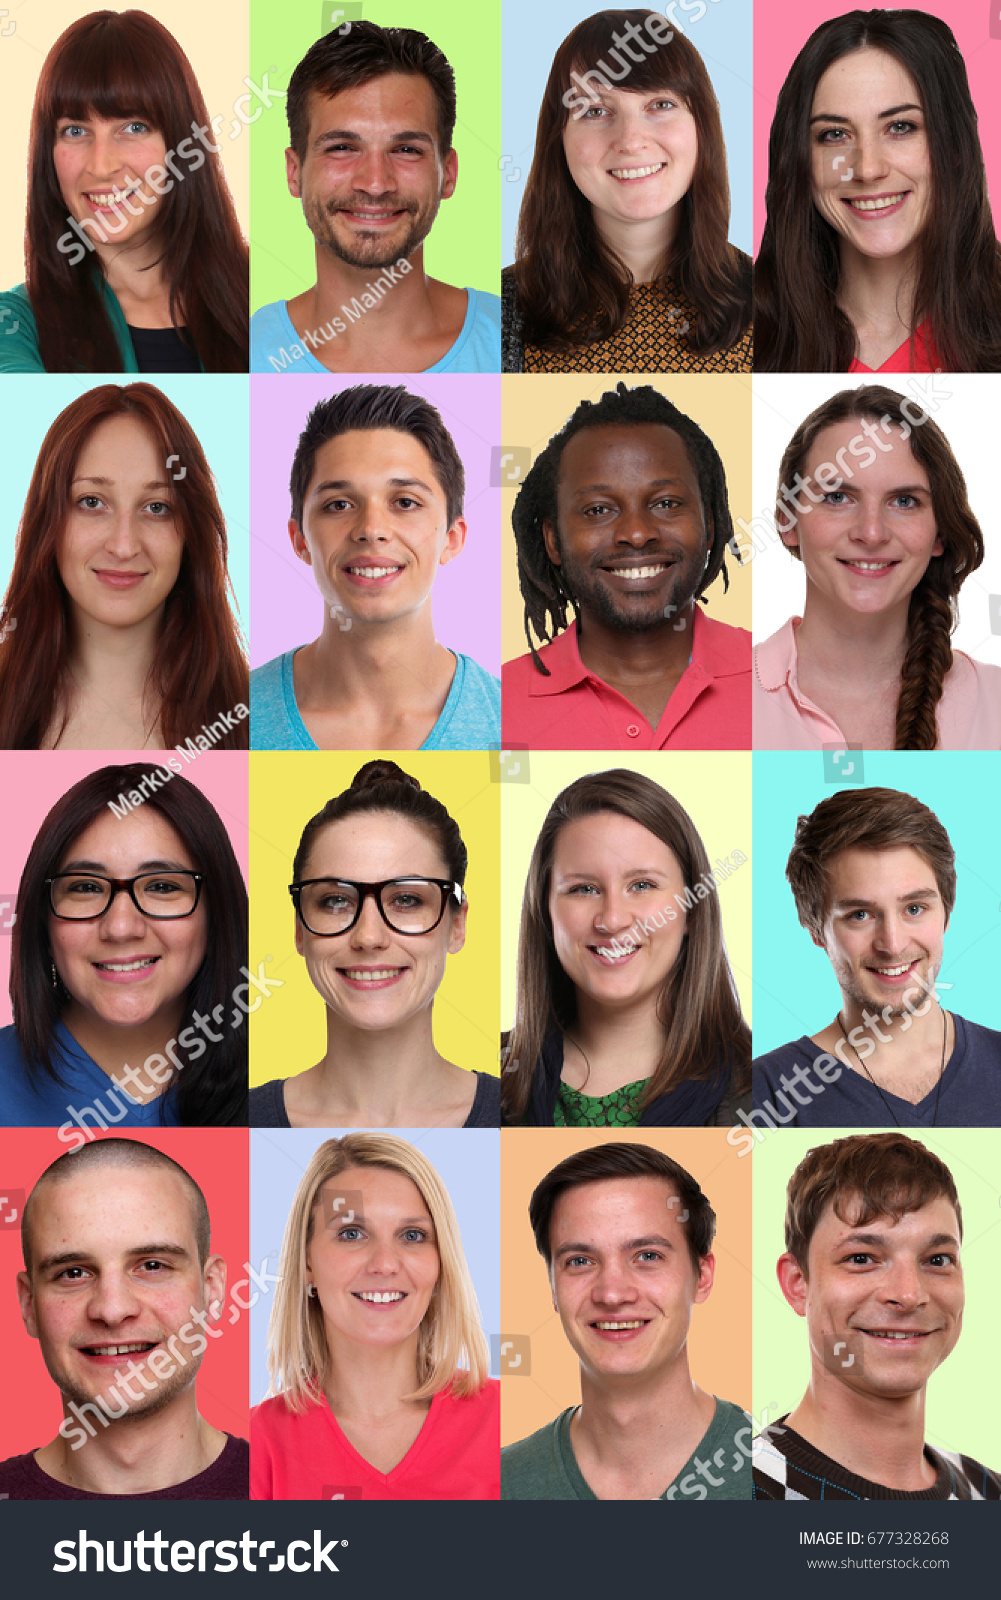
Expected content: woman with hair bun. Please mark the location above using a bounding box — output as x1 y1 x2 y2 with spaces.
250 761 499 1129
753 385 1001 750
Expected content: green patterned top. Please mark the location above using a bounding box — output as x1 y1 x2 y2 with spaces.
554 1078 647 1127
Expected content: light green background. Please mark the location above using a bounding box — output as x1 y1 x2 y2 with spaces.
0 374 249 649
752 1128 1001 1473
249 0 501 311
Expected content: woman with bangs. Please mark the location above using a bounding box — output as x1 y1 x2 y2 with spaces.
0 9 247 373
502 8 752 373
251 1134 499 1500
0 382 248 750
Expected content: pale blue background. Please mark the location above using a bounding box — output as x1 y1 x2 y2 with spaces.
249 1128 500 1404
501 0 753 265
751 751 1001 1058
0 374 249 651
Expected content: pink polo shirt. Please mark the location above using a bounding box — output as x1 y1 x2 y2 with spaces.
502 608 750 750
753 618 1001 749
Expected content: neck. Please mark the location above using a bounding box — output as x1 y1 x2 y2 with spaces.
67 610 164 726
837 240 920 334
838 993 945 1059
574 1353 704 1461
309 242 433 340
569 991 667 1083
576 602 696 684
318 1006 446 1120
44 1390 216 1494
788 1374 931 1492
324 1335 423 1418
94 231 168 305
304 607 445 701
592 207 678 286
794 595 910 687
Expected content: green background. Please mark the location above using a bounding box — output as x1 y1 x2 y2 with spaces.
249 0 501 311
752 1128 1001 1473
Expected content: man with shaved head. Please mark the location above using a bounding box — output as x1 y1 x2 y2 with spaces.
0 1136 248 1499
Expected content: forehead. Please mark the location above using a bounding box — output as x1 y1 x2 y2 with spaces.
28 1165 197 1259
305 73 439 143
811 48 922 117
823 845 940 908
809 1191 960 1255
551 812 680 879
557 422 697 494
307 428 442 498
304 811 447 878
73 415 161 476
803 421 928 488
550 1174 684 1241
316 1163 429 1220
57 806 191 874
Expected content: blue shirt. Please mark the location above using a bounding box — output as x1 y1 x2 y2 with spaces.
250 287 501 374
250 647 500 751
0 1022 179 1131
752 1014 1001 1127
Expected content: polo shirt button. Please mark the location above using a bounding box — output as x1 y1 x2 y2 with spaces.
626 724 640 738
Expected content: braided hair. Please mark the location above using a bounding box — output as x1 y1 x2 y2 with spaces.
511 382 738 672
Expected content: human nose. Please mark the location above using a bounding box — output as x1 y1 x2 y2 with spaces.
85 1269 143 1326
871 910 911 958
613 505 660 546
853 129 891 187
103 510 143 560
97 882 152 938
877 1257 926 1312
591 1257 637 1306
351 147 397 196
349 891 392 949
610 104 648 154
87 128 129 182
849 496 891 548
591 887 633 937
364 1231 403 1275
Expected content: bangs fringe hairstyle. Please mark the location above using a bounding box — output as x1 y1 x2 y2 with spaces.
512 382 737 672
501 769 750 1126
266 1134 490 1412
785 1131 962 1274
776 384 983 750
292 759 467 889
755 8 1001 372
26 9 248 372
514 9 751 356
0 382 249 750
10 763 248 1126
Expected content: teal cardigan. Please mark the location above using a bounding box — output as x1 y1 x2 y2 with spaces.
0 280 203 373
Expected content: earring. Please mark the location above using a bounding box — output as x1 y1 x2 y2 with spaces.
307 1283 317 1299
51 961 60 991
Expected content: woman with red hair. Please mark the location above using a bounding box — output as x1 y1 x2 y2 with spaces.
0 9 247 372
0 382 248 750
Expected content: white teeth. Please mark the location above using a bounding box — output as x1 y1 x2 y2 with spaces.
346 566 401 578
358 1291 404 1303
873 964 911 976
594 1320 645 1330
610 565 667 580
343 969 402 981
845 560 893 570
88 1343 155 1355
610 164 664 179
865 1330 923 1339
96 958 156 972
87 187 140 206
849 194 904 211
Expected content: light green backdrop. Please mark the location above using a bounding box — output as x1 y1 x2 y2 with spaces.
249 0 501 311
752 1128 1001 1472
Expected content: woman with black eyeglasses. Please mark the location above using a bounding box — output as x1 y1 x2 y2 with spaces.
0 763 248 1128
249 760 499 1130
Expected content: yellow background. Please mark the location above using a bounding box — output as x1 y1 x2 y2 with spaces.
500 374 752 664
249 750 500 1087
1 0 250 288
500 1127 753 1445
499 751 752 1030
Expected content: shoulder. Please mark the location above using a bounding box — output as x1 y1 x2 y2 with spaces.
0 1024 26 1066
465 286 501 327
248 1078 289 1128
502 635 565 685
952 1013 1001 1059
932 1448 1001 1500
250 652 291 693
251 1392 318 1439
753 1038 818 1085
250 299 288 333
443 1377 500 1417
695 611 752 674
500 1411 565 1496
250 652 301 749
426 653 500 749
0 284 44 373
452 653 501 703
433 288 500 373
466 1071 501 1127
0 1453 40 1497
250 300 306 374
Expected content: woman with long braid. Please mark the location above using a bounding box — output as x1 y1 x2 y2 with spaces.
753 385 1000 751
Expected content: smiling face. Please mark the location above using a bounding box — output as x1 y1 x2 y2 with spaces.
544 422 709 634
809 48 932 262
286 74 456 270
549 1176 712 1384
307 1165 440 1356
816 845 948 1020
548 812 687 1011
48 806 208 1039
781 1194 963 1399
17 1164 224 1419
291 428 465 631
294 811 465 1032
58 416 184 633
53 111 168 247
562 83 698 237
788 421 942 620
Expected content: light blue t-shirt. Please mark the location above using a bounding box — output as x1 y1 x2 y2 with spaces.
250 286 500 374
250 648 500 751
0 1022 179 1130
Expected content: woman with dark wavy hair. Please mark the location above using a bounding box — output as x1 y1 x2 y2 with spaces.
0 763 248 1127
501 769 749 1126
753 385 999 751
0 382 248 750
755 9 1001 372
0 9 248 373
502 8 752 373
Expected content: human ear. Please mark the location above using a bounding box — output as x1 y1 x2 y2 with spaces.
777 1251 808 1317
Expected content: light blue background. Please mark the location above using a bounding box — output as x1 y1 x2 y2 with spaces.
751 751 1001 1058
249 1128 500 1404
501 0 753 265
0 374 249 651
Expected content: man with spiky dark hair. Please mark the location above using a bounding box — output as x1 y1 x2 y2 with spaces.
502 383 750 749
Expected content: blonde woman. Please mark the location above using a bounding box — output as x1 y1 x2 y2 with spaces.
251 1134 499 1499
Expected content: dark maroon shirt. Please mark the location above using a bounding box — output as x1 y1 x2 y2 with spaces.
0 1433 248 1499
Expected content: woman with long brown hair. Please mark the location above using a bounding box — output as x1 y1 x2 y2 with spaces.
0 382 248 750
753 385 999 751
0 9 247 373
755 10 1001 373
502 9 752 373
501 769 749 1126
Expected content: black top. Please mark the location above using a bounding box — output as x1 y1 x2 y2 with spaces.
0 1434 249 1500
249 1071 501 1129
515 1032 746 1127
127 324 201 372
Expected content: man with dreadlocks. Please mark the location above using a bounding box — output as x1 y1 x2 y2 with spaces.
502 383 750 749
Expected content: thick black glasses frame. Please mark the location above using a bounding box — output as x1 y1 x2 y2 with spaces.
289 877 463 937
46 872 204 921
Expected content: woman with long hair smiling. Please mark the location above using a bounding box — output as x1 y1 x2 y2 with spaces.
501 769 749 1126
0 382 248 750
755 9 1001 372
502 8 752 373
0 9 248 373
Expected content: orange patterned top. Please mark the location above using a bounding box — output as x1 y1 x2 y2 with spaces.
521 278 753 374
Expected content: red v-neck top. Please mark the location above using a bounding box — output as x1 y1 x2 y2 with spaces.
251 1381 499 1501
849 320 943 373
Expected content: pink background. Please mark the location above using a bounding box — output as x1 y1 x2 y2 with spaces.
249 374 502 674
0 750 249 1026
753 0 1001 251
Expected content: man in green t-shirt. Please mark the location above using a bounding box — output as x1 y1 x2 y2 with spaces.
501 1141 751 1500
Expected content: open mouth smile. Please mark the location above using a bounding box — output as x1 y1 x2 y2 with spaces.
843 192 908 219
341 563 405 587
354 1291 406 1304
83 184 143 209
93 957 161 983
609 163 664 181
837 558 900 576
337 967 407 990
79 1340 159 1364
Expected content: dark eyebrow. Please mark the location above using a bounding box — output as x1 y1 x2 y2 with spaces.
837 1229 959 1251
314 127 434 147
38 1242 191 1272
572 477 688 494
809 102 922 125
72 476 171 491
832 886 938 910
311 477 437 497
58 858 192 873
554 1234 675 1258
